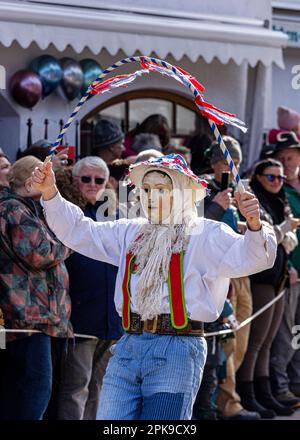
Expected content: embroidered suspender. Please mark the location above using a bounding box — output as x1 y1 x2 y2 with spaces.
122 252 135 331
168 251 188 329
122 251 188 331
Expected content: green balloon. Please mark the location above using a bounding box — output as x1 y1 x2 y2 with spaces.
79 59 102 96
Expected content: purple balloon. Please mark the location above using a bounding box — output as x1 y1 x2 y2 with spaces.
9 70 42 109
60 58 84 101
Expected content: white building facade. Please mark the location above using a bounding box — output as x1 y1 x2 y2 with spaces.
0 0 286 168
272 1 300 128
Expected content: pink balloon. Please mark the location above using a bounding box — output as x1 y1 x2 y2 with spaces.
9 70 42 109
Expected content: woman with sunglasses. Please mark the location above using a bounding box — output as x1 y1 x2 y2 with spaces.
237 158 300 417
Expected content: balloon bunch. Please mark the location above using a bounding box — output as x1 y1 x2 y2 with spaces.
9 55 102 109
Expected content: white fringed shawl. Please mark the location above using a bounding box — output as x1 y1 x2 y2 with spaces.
126 168 199 320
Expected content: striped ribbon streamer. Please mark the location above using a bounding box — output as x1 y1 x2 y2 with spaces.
48 56 246 191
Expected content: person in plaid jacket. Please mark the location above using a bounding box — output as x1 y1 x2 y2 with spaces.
0 156 73 420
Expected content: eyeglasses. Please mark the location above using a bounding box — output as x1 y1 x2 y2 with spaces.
79 176 106 185
261 174 286 183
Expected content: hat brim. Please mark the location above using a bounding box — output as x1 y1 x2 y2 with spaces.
128 163 207 201
273 144 300 155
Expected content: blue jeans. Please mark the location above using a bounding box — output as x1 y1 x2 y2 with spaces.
0 333 52 420
96 332 207 420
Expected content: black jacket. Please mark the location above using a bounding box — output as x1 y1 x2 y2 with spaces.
250 182 288 290
65 200 123 340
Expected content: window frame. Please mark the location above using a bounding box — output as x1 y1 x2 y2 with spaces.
80 89 202 155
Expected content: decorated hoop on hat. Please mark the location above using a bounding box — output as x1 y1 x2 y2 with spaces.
127 153 208 201
49 56 247 192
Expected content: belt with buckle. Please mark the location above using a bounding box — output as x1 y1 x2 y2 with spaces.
126 313 204 337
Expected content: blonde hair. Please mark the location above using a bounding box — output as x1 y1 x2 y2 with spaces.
8 156 42 190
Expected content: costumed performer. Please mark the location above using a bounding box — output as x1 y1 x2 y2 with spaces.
31 153 277 420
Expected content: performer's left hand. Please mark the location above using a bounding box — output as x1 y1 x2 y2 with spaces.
235 191 261 231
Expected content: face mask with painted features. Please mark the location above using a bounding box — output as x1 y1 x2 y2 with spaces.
139 168 201 226
140 171 173 224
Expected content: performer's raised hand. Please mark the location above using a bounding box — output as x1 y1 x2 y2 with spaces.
235 191 261 231
31 160 58 200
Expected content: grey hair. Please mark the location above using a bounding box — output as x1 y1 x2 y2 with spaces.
132 133 162 153
72 156 109 181
134 149 163 163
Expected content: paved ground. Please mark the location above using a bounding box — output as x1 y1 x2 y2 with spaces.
275 408 300 420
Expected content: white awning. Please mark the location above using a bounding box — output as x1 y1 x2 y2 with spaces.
0 1 288 67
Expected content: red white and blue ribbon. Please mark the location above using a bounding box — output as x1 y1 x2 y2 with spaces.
89 70 149 95
49 56 247 191
127 153 208 189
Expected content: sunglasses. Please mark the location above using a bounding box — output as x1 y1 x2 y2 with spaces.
261 174 286 183
80 176 106 185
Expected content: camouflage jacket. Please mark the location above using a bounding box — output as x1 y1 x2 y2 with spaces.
0 187 73 339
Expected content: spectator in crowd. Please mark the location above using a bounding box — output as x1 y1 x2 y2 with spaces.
52 157 123 420
107 159 132 218
196 136 259 420
204 136 243 229
134 149 163 163
131 133 162 154
125 133 163 164
237 158 299 417
108 159 131 192
193 298 240 420
0 151 10 331
18 145 49 161
55 167 86 211
0 152 11 187
92 119 125 164
270 132 300 404
124 114 171 156
0 156 73 420
18 140 70 171
186 116 215 175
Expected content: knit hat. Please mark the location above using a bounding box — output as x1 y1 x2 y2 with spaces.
273 131 300 153
277 106 300 132
93 119 124 150
207 135 242 164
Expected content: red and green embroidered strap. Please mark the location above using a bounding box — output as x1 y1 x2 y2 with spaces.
122 252 135 331
168 251 188 329
122 250 188 331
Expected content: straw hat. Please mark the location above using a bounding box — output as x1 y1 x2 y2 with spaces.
127 153 207 200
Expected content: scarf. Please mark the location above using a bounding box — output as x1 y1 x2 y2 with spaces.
126 167 199 320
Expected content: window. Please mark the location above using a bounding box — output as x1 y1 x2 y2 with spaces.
80 89 209 156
